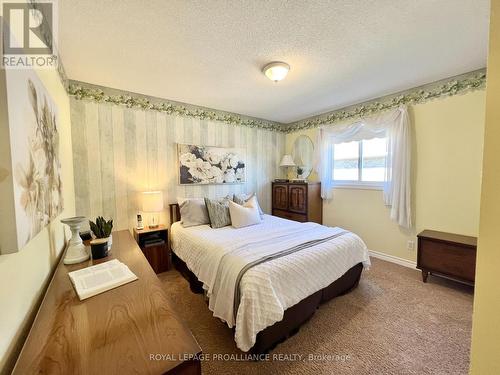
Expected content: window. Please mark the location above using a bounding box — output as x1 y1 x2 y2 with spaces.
332 137 387 188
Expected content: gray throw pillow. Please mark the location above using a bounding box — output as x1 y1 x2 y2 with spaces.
178 198 210 227
204 196 232 228
233 193 264 217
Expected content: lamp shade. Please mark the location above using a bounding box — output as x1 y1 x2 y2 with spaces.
279 154 296 167
142 191 164 212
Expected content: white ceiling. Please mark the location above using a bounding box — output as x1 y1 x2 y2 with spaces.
59 0 490 123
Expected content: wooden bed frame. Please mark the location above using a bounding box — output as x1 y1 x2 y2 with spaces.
168 203 363 354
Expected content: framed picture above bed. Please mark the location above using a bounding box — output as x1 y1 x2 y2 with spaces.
177 144 246 185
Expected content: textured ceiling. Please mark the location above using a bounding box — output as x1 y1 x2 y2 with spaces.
59 0 489 123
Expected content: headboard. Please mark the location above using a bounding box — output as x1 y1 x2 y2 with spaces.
169 203 181 226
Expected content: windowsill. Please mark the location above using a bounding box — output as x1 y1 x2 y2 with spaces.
332 183 383 191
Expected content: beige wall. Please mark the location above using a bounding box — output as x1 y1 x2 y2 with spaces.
470 1 500 373
0 68 75 374
286 90 485 261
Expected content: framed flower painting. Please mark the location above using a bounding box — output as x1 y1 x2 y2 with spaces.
0 69 63 254
177 144 246 185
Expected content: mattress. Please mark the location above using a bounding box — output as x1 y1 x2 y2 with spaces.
170 214 370 351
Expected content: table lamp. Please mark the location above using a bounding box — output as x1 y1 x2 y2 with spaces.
142 191 164 228
279 154 296 181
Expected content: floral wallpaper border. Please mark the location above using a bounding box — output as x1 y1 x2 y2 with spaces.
284 69 487 133
67 82 283 132
67 70 486 134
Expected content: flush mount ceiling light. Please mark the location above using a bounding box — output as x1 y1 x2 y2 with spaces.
262 61 290 82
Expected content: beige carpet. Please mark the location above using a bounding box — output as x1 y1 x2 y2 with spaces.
159 257 473 375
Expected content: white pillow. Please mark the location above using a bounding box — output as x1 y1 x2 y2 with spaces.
233 192 264 217
228 196 262 228
177 197 210 227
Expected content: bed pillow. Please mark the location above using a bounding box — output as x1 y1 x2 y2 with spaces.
177 198 210 227
229 196 262 228
204 196 232 228
233 193 264 217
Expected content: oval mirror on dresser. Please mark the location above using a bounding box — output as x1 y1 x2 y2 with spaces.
291 135 314 180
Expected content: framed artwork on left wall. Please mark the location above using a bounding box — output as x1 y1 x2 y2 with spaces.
0 69 63 254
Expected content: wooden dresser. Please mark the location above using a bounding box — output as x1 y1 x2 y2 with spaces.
417 229 477 285
272 182 322 224
13 230 202 375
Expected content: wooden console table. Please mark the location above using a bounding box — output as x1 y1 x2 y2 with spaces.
12 230 201 375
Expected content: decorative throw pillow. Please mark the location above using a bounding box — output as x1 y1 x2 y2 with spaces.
233 193 264 217
177 198 210 227
204 196 232 228
229 196 262 228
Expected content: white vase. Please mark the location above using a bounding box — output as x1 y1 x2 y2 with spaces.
61 216 89 264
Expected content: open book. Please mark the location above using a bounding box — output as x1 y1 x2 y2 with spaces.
68 259 138 300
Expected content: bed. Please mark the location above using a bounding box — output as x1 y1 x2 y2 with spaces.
169 203 370 354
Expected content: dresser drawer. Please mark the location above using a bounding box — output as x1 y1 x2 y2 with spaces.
418 238 476 282
273 209 307 222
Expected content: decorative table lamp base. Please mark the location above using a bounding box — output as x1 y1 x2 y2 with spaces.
61 216 89 265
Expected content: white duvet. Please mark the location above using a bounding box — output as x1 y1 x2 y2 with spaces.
171 215 370 351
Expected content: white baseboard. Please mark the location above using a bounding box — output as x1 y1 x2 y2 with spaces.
368 250 417 270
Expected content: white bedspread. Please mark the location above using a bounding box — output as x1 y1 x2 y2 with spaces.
171 215 370 351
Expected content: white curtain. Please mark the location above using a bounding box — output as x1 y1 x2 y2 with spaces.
316 106 412 228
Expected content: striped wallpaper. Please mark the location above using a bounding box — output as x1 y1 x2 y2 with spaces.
70 99 285 231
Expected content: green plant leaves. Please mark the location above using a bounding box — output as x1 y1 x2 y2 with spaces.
89 216 113 238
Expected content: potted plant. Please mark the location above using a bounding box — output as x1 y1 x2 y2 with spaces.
89 217 113 259
296 166 304 178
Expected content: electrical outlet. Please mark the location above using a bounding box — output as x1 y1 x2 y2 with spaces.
407 240 415 251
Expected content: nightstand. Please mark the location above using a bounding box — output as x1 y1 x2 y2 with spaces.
133 225 170 273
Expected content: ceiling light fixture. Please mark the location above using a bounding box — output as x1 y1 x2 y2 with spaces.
263 61 290 82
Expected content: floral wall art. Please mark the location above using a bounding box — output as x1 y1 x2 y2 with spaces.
4 69 63 250
178 144 246 184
